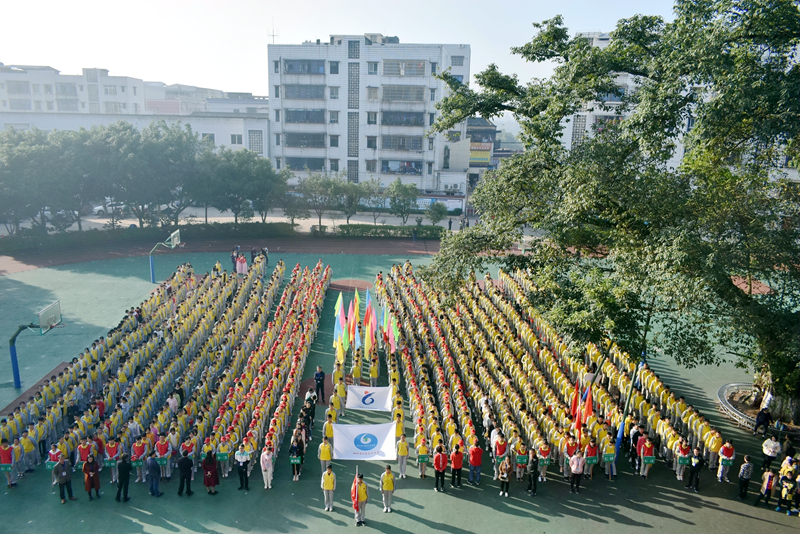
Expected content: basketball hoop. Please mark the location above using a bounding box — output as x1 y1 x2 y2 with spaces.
149 230 182 284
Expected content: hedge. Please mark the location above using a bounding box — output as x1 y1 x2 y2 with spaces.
0 222 295 254
335 224 445 239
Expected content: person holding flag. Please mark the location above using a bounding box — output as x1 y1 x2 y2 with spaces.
352 472 369 527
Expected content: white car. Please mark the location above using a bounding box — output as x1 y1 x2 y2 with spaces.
93 202 127 216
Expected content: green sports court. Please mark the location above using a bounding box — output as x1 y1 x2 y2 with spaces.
0 248 794 533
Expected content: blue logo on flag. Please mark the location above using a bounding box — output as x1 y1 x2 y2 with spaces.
361 392 375 405
354 433 378 451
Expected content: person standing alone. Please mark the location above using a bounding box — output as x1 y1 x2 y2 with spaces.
684 447 704 493
235 444 251 490
321 464 336 511
380 465 396 512
177 450 194 496
116 453 132 502
569 450 585 494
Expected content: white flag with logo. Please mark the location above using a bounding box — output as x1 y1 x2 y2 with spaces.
332 422 397 460
345 385 393 411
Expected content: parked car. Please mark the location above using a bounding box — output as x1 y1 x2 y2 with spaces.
93 202 127 216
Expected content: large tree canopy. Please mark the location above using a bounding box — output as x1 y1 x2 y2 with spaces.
423 0 800 411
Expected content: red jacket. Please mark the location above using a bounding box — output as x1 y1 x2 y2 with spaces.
434 452 448 472
450 451 463 470
468 446 483 466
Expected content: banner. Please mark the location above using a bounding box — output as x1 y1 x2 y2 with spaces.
332 422 397 460
346 385 393 411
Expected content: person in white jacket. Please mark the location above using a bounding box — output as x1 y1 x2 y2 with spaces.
762 435 781 471
260 446 274 489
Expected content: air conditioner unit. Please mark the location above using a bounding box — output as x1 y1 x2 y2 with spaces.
444 184 450 190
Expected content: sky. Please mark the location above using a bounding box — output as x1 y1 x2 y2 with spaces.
2 0 675 97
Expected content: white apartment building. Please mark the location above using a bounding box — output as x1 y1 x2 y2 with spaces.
268 34 471 195
0 63 269 156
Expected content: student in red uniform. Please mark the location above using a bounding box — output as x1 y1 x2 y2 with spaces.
105 436 121 484
1 439 16 488
132 436 148 483
433 445 448 493
584 438 598 479
639 436 655 479
155 434 172 480
468 441 483 485
538 441 551 482
48 443 63 486
450 444 463 488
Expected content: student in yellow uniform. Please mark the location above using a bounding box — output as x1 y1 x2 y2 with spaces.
380 465 396 513
335 378 347 418
416 438 429 478
396 434 409 478
321 464 336 511
318 437 332 473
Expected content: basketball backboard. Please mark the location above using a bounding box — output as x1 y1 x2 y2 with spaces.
38 300 62 335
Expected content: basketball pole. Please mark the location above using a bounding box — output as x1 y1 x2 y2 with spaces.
8 323 36 389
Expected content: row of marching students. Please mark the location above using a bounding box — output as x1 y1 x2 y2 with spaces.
1 266 196 490
375 264 481 493
40 257 273 502
501 268 745 491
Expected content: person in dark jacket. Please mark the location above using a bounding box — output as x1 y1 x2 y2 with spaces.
753 408 772 437
53 456 77 504
177 450 194 496
684 447 705 493
116 453 132 502
83 455 101 501
146 451 163 497
202 452 219 495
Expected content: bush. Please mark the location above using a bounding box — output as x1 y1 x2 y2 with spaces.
449 208 463 216
336 224 445 239
310 225 327 236
0 222 295 254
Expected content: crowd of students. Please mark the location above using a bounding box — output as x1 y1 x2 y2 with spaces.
370 262 799 512
1 254 334 505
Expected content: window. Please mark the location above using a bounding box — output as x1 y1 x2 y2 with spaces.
285 133 325 148
428 137 434 150
330 159 339 172
284 60 325 74
383 60 426 76
274 85 280 98
452 75 464 83
33 101 41 111
31 84 40 94
430 89 436 101
367 136 377 149
382 136 423 151
286 157 325 171
104 85 117 95
249 130 264 154
329 87 339 99
231 134 243 145
347 160 359 182
330 61 339 74
275 110 280 122
133 87 137 96
382 85 425 102
104 102 123 113
451 56 464 67
202 133 215 144
366 160 377 172
44 84 53 94
348 40 360 59
429 113 435 126
284 85 325 99
431 62 437 75
7 81 30 94
121 86 126 93
367 112 377 125
367 87 378 100
285 109 326 123
381 160 423 175
88 85 99 101
427 162 433 175
330 135 339 147
382 112 424 127
9 99 32 110
57 99 79 112
368 62 378 75
443 145 450 169
46 101 54 110
274 61 280 73
330 110 339 124
275 134 281 146
275 157 281 169
57 83 77 96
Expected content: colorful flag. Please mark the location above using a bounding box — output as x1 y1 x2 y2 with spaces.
351 472 360 512
354 289 361 322
354 324 362 350
570 381 580 418
334 292 343 318
336 338 345 364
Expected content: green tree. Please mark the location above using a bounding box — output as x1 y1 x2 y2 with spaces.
423 1 800 417
208 147 282 223
48 128 103 231
362 179 387 225
280 191 311 228
335 178 367 224
297 172 336 227
425 202 448 226
387 178 418 225
253 167 291 222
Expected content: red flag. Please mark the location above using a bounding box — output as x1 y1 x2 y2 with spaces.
570 381 580 418
584 385 594 419
351 474 360 512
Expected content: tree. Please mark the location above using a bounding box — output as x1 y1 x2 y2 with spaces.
335 178 367 224
296 172 336 227
425 202 448 226
362 179 387 225
48 128 102 231
208 147 282 223
280 191 311 228
0 128 47 234
187 146 220 224
422 1 800 418
253 167 291 222
387 178 418 225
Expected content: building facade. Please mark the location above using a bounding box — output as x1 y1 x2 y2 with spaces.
268 34 471 195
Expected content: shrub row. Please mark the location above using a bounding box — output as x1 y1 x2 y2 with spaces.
335 224 446 239
0 222 295 254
